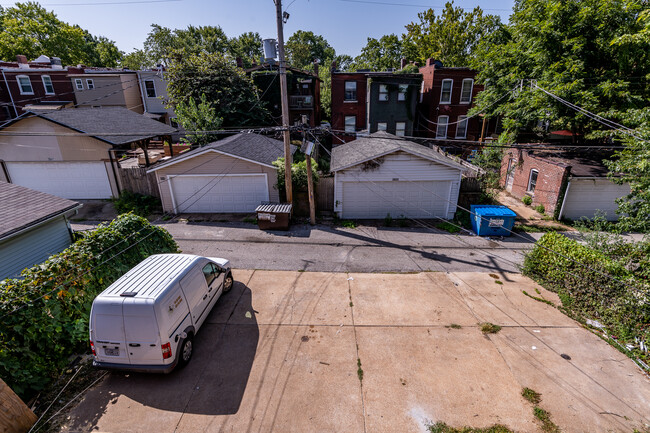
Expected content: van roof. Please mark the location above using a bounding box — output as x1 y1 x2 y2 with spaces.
98 254 203 299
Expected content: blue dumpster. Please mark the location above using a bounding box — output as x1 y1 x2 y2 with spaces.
470 205 517 237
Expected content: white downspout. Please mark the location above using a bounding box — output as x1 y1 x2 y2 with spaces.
137 72 148 114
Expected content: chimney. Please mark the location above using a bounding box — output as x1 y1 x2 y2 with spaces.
400 58 407 69
16 55 28 64
313 59 319 77
236 57 244 68
426 58 435 67
330 60 337 72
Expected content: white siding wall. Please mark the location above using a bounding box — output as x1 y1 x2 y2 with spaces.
0 217 73 281
334 151 462 219
561 178 630 221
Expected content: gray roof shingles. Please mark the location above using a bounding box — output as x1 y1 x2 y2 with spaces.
331 131 466 172
0 182 81 239
31 107 177 146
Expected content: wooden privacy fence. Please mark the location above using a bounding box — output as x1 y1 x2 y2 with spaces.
117 167 161 198
316 176 334 212
460 177 484 193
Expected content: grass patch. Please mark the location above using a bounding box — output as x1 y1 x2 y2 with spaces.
522 290 556 307
341 220 357 229
533 407 560 433
428 422 515 433
446 323 462 329
242 217 257 224
349 301 354 307
480 323 502 334
356 358 364 382
436 221 462 234
494 280 503 285
521 387 541 404
111 190 161 217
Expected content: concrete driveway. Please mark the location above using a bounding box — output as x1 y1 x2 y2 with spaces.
61 270 650 433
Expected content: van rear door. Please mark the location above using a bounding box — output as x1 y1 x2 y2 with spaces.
122 298 163 365
90 299 130 365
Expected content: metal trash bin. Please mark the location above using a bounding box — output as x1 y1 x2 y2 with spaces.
470 205 517 237
255 203 292 230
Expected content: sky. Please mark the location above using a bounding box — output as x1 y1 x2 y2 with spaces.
2 0 515 58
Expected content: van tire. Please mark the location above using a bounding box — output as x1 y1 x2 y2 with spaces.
178 335 193 368
223 272 234 293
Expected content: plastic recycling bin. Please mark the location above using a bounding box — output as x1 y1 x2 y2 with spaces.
470 205 517 237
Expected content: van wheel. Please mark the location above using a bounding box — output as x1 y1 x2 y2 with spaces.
223 272 233 293
178 336 193 368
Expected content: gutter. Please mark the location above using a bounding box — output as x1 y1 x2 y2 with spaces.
1 69 18 118
0 203 83 243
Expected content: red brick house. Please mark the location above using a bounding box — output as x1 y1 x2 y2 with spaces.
0 55 83 121
501 148 630 220
416 59 497 144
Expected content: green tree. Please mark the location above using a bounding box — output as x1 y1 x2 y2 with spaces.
402 1 500 67
273 156 319 197
121 49 149 70
174 93 223 146
471 0 650 142
285 30 335 70
0 2 121 67
333 54 354 72
166 51 270 128
229 31 263 68
352 34 403 71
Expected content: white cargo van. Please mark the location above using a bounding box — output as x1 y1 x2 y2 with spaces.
89 254 232 373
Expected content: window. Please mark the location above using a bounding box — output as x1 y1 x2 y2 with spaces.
144 80 156 98
395 122 406 137
378 84 389 101
345 115 356 132
398 84 408 101
86 79 95 89
42 75 54 95
74 78 83 90
344 81 357 101
170 117 179 128
527 169 539 193
436 115 449 138
460 78 473 104
440 79 453 104
377 122 387 131
16 76 33 94
455 116 468 138
202 263 222 287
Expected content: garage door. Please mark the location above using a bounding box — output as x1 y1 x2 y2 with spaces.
342 181 450 219
561 178 630 221
6 162 112 199
170 174 269 213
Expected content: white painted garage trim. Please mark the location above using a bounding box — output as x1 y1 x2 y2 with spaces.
167 173 269 214
557 180 572 220
148 148 277 172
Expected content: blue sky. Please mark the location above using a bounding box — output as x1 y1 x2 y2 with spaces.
3 0 515 58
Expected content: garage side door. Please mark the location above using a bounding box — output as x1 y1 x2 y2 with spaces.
562 178 630 221
6 161 112 199
342 181 450 219
171 175 269 213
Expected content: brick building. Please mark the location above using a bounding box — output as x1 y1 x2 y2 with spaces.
330 70 421 143
0 55 82 121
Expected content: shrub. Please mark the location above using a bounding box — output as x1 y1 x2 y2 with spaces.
384 214 393 227
522 196 532 205
273 156 319 198
0 214 179 400
112 191 161 216
535 204 545 214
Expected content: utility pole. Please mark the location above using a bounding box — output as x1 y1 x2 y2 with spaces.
274 0 293 204
478 115 487 144
302 115 316 225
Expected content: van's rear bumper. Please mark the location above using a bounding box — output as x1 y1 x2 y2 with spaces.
93 359 177 374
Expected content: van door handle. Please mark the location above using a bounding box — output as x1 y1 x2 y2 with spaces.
202 294 208 300
128 343 140 347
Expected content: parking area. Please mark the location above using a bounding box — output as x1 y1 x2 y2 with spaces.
61 270 650 433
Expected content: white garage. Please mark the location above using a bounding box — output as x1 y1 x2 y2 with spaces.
168 174 269 213
332 131 472 220
6 161 113 199
559 177 630 221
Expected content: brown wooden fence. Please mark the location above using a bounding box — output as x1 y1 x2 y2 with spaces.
316 176 334 212
117 167 160 198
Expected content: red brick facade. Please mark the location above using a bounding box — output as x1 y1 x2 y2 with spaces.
330 72 368 143
500 148 570 215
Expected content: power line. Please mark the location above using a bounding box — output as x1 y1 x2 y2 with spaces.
336 0 513 12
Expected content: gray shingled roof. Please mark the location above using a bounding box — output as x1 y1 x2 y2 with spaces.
0 182 81 239
331 131 467 172
30 107 177 146
150 133 296 171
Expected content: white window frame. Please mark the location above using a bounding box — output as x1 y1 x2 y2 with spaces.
344 81 357 102
41 75 55 95
86 79 95 89
377 122 387 131
144 80 156 98
344 115 356 133
527 169 539 193
440 79 453 104
395 121 406 137
436 115 449 138
16 75 33 95
398 84 408 101
74 78 83 90
455 116 468 139
378 84 389 101
460 78 474 104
